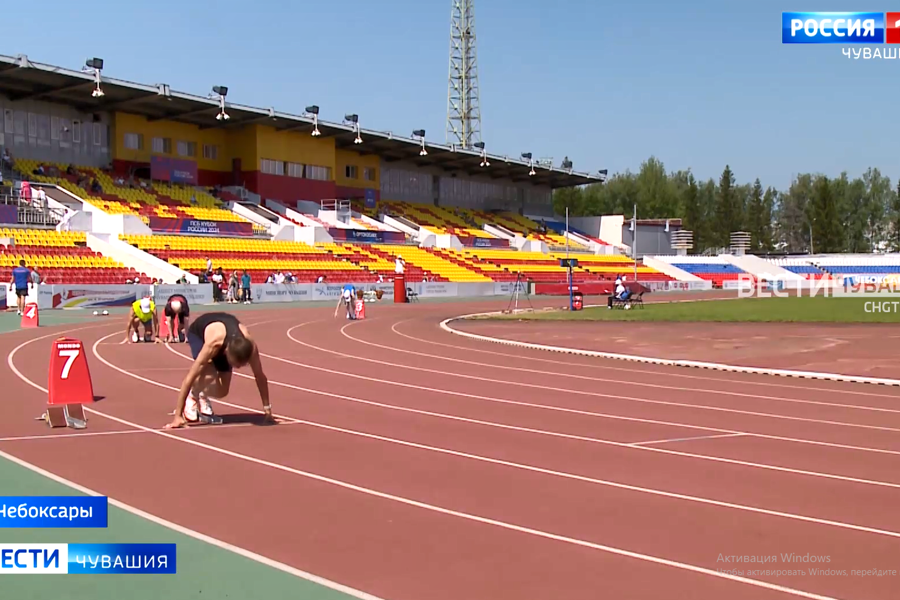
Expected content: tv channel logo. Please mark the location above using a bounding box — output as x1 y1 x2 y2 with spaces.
888 12 900 43
782 12 885 43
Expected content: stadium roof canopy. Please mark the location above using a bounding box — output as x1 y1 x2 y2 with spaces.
0 53 603 189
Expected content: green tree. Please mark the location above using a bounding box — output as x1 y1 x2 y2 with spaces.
761 187 776 251
715 165 740 247
889 181 900 252
861 168 891 250
808 176 843 253
775 174 813 253
745 179 765 251
696 178 718 251
635 157 676 218
552 186 584 217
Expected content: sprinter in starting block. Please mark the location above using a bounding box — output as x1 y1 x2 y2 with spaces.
125 294 160 343
163 294 190 343
334 283 356 319
165 312 274 429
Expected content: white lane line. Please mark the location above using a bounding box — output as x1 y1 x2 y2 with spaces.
324 322 900 435
165 339 900 490
629 433 747 447
153 339 900 542
370 321 900 415
71 335 872 599
4 327 385 600
281 324 900 459
389 319 900 400
440 312 900 388
0 421 306 443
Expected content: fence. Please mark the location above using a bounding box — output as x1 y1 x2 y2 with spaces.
4 278 712 310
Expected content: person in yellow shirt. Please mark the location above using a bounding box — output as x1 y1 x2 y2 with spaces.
124 294 160 343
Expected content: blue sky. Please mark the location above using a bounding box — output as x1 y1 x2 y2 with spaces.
3 0 894 190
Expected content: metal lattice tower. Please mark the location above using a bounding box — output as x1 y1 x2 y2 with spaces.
446 0 482 149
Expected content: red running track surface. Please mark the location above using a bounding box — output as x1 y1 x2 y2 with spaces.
1 298 899 600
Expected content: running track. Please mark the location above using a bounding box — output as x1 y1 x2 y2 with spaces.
1 299 899 600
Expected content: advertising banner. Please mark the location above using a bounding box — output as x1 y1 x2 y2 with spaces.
152 284 214 306
39 286 147 309
364 189 376 209
150 156 198 184
255 283 313 303
460 236 509 248
412 282 459 297
328 229 406 244
148 217 254 237
493 281 529 296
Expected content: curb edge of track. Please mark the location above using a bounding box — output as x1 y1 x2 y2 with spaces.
438 310 900 388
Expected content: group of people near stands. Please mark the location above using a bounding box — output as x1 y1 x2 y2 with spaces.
607 274 634 309
200 266 253 304
115 254 415 430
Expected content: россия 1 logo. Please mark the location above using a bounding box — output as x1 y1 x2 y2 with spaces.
782 12 885 43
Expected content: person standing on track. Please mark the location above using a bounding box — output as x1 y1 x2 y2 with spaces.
9 259 31 315
165 312 274 429
240 270 252 304
163 293 190 343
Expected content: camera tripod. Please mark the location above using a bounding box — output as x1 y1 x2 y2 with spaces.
505 272 533 313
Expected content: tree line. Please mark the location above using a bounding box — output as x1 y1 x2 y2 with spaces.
552 157 900 254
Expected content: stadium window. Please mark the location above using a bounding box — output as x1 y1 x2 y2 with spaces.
72 120 81 143
152 137 171 154
260 158 284 176
51 116 60 141
124 133 143 150
3 110 11 135
306 165 330 181
202 144 218 160
176 140 196 157
287 162 304 178
27 113 37 138
345 165 358 179
38 115 50 140
92 122 102 146
363 167 376 182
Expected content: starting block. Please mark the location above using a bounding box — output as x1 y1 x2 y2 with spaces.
21 303 39 328
43 337 94 430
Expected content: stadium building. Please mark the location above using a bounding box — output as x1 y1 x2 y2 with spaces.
2 53 768 298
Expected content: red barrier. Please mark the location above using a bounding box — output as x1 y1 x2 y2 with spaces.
48 337 94 407
45 337 94 429
21 303 39 328
394 274 407 303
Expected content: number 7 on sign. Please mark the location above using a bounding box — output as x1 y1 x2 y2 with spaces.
58 349 80 379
